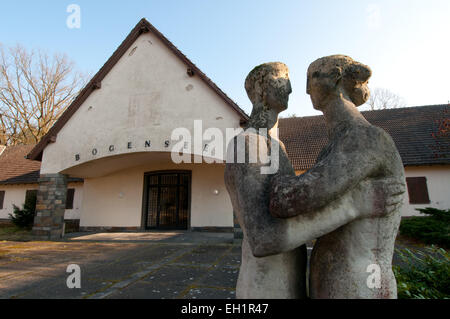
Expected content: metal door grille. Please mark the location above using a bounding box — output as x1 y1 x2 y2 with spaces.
144 171 190 230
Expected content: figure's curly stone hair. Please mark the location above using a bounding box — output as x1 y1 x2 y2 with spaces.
307 55 372 106
307 55 371 84
245 62 289 105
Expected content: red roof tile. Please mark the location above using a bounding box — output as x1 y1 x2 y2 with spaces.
0 145 41 184
279 104 450 171
0 145 83 185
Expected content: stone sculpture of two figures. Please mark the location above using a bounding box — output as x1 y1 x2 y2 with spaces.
224 55 407 299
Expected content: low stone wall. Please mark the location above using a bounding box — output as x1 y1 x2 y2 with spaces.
79 226 141 232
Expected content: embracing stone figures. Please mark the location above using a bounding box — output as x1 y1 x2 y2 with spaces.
224 55 406 299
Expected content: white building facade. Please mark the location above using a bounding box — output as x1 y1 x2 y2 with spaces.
1 20 448 238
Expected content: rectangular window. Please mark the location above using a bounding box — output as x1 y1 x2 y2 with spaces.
66 188 75 210
406 177 430 204
0 191 5 209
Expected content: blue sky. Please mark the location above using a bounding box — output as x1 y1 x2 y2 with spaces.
1 0 449 117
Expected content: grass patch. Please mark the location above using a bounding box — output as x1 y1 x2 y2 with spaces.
0 225 33 242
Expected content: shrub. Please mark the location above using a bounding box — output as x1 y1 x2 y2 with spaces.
8 192 37 229
399 208 450 247
394 246 450 299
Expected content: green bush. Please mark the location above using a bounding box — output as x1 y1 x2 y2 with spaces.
394 246 450 299
399 208 450 247
8 192 37 229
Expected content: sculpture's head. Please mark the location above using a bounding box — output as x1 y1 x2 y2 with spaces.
306 55 372 110
245 62 292 113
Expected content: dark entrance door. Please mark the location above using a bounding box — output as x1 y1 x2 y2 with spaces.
143 171 190 230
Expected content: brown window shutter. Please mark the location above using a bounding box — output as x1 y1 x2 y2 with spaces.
0 191 5 210
66 189 75 210
406 177 430 204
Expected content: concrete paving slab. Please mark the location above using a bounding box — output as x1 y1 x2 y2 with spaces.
174 245 232 265
198 266 239 288
106 281 185 299
140 265 209 286
183 287 236 299
0 232 444 299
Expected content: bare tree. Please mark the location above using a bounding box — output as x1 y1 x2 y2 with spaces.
365 88 406 110
0 44 86 146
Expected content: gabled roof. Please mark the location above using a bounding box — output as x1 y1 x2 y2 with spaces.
27 18 249 161
0 145 83 185
279 104 450 171
0 145 41 184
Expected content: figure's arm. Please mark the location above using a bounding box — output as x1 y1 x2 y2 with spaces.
249 193 360 257
250 178 404 257
270 135 382 218
226 133 403 258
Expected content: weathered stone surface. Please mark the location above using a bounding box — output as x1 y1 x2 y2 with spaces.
225 63 307 299
225 58 406 299
269 55 406 298
32 173 68 240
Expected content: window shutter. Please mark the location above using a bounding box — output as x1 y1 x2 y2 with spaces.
406 177 430 204
0 191 5 209
66 189 75 209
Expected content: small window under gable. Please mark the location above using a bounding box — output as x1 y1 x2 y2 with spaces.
406 177 431 205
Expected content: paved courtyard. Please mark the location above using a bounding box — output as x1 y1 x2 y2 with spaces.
0 231 240 299
0 231 434 299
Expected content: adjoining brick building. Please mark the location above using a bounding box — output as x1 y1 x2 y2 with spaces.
0 19 449 238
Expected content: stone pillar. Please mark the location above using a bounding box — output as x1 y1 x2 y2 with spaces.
32 174 68 240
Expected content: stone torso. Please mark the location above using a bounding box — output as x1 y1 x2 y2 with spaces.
310 123 404 299
224 131 307 299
